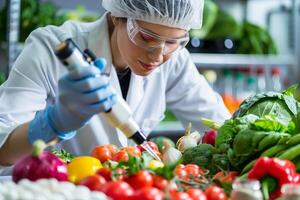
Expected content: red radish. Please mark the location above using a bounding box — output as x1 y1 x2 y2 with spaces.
12 140 68 183
202 129 217 145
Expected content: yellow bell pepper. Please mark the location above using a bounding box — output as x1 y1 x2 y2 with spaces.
147 160 164 170
67 156 102 183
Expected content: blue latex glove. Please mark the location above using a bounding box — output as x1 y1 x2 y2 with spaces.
28 58 116 144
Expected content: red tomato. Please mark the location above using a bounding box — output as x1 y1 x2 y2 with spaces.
204 186 227 200
137 141 159 153
174 164 188 180
184 164 204 178
133 187 164 200
152 175 168 190
101 181 134 200
96 167 112 181
125 170 153 190
91 144 118 163
112 150 129 162
106 144 119 155
212 171 239 184
91 146 112 163
77 174 107 191
202 129 217 145
120 146 142 157
113 168 127 181
186 188 207 200
96 167 126 181
169 191 193 200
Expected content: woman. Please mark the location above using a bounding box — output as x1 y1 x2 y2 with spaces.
0 0 230 170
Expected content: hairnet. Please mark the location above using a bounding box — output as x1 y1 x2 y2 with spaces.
102 0 204 30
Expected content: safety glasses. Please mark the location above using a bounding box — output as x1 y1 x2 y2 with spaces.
126 18 189 55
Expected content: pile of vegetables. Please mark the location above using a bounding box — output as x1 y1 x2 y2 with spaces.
8 85 300 200
179 85 300 199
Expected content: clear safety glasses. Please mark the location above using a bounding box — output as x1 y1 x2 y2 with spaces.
127 18 190 55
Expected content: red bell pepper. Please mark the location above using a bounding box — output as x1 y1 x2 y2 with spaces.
248 157 300 200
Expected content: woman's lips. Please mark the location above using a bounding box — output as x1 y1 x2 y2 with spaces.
139 61 157 71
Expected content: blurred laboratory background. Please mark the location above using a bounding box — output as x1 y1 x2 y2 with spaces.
0 0 299 139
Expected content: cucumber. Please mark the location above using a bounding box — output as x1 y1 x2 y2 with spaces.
287 134 300 146
278 144 300 161
277 135 291 145
258 133 282 151
260 144 287 157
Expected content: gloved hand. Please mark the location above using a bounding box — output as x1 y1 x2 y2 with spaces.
28 58 116 144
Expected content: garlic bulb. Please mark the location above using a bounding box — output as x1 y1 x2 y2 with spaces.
162 142 182 165
190 131 201 143
176 122 200 152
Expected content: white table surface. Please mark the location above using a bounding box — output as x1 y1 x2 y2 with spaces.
0 176 12 183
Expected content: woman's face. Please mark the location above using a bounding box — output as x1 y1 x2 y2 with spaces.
114 19 187 76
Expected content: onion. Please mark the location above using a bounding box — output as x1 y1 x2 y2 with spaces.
202 129 218 145
12 140 68 183
176 122 200 152
162 141 182 165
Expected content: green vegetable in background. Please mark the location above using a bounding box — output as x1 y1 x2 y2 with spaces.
0 0 66 42
237 22 278 54
0 0 98 43
205 8 242 40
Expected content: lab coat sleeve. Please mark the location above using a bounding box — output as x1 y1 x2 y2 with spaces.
0 27 62 150
165 49 231 133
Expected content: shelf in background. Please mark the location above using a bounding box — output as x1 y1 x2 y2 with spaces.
191 53 297 68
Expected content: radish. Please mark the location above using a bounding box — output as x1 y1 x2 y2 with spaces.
12 140 68 183
202 129 217 146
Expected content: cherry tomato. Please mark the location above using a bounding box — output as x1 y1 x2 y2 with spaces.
91 144 118 163
125 170 153 190
112 150 129 162
137 141 160 153
96 167 112 181
152 175 168 190
112 168 127 181
212 171 239 184
101 181 134 200
77 174 107 191
186 188 207 200
120 146 142 157
184 164 204 178
204 186 227 200
96 167 126 181
169 191 193 200
174 164 188 180
106 144 119 155
133 187 164 200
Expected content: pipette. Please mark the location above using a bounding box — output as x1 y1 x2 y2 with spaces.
55 38 161 162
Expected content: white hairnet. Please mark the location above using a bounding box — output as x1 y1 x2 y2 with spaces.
102 0 204 30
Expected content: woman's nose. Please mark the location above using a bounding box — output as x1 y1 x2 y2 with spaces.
147 46 164 63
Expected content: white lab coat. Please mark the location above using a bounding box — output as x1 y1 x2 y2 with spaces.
0 13 230 164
